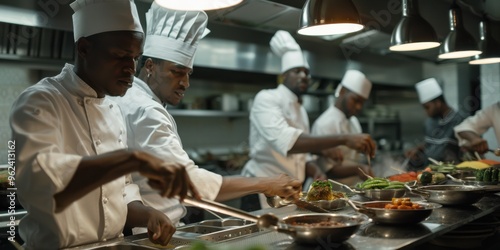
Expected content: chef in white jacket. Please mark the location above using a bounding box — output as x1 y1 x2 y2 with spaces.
241 31 376 209
454 102 500 154
112 3 302 229
309 70 373 185
9 0 199 248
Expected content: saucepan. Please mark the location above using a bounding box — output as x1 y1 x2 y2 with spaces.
404 184 490 206
342 198 441 225
183 197 369 244
329 179 406 201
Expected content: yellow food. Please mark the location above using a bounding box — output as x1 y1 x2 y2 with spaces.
306 180 345 201
456 161 490 170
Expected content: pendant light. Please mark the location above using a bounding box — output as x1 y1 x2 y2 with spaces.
389 0 440 51
438 2 482 59
154 0 243 11
298 0 364 36
469 18 500 65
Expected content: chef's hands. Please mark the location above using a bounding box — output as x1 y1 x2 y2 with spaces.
133 151 201 200
263 174 302 201
462 137 489 154
357 165 374 180
345 134 376 158
147 208 176 246
322 147 344 162
305 161 327 181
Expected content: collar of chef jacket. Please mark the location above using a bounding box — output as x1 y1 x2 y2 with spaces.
60 63 101 99
132 77 162 105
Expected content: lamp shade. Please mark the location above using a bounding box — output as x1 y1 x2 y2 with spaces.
154 0 242 11
438 4 481 59
389 0 440 51
298 0 364 36
469 20 500 65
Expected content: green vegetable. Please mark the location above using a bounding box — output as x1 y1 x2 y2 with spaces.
492 169 499 183
432 173 446 184
476 169 484 182
311 180 333 189
484 168 492 182
419 171 433 185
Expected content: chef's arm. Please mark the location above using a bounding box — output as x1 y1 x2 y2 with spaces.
214 174 302 202
126 201 176 246
125 201 158 228
457 131 489 153
326 160 373 179
290 134 376 157
54 149 140 212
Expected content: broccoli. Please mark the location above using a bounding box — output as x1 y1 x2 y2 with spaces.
419 171 433 185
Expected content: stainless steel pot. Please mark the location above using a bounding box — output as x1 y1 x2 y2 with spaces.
329 179 405 201
344 199 441 224
278 213 370 244
405 184 489 206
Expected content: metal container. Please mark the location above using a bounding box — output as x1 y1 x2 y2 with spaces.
279 213 370 244
345 199 441 225
406 185 489 206
362 188 406 201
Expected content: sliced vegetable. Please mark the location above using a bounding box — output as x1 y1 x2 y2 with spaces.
484 168 492 182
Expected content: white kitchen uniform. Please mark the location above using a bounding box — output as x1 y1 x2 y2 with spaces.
454 102 500 146
112 77 223 226
242 84 308 206
310 105 363 172
10 64 141 249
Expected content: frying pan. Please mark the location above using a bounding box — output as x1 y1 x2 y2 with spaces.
404 184 490 206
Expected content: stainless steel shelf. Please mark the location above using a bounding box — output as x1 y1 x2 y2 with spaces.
168 109 248 118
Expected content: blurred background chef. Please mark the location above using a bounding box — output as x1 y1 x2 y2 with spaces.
309 70 374 186
405 78 467 170
241 31 376 211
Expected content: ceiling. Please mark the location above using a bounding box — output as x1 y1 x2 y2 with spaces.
200 0 500 63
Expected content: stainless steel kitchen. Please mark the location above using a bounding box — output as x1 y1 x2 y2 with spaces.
1 0 500 249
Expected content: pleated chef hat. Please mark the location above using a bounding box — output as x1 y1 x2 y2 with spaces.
143 2 209 68
415 78 443 103
270 30 309 73
71 0 143 42
337 70 372 99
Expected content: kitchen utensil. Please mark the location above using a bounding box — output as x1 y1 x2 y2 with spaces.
446 174 466 184
366 155 371 168
265 195 330 213
358 167 373 179
329 179 405 201
474 152 482 160
278 213 370 244
343 198 441 224
488 148 500 156
428 157 441 165
404 184 488 206
401 158 410 170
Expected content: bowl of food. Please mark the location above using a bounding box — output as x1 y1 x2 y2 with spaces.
302 180 347 211
347 178 406 201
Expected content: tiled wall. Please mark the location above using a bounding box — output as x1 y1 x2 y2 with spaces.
0 64 37 164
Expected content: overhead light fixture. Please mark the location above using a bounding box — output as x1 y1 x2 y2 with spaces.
438 2 482 59
469 18 500 65
389 0 440 51
154 0 243 11
298 0 364 36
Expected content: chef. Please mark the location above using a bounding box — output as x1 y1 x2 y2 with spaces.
112 2 302 230
241 30 376 210
454 102 500 154
9 0 199 248
405 78 467 170
309 70 374 185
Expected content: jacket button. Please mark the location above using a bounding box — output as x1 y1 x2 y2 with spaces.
95 140 101 146
103 198 108 204
85 99 91 104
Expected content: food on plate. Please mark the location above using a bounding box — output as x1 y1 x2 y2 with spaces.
456 161 490 170
417 171 445 185
306 180 345 201
387 171 418 182
428 163 456 173
356 178 405 190
384 198 423 210
475 167 500 182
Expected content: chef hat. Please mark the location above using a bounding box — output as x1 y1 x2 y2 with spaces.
337 70 372 99
415 78 443 104
270 30 309 73
71 0 143 42
143 2 209 68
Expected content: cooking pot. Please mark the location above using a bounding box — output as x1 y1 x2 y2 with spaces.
344 199 441 224
329 179 406 201
405 184 489 206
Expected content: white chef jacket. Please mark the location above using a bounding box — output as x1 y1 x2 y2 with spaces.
111 77 222 227
242 84 308 182
454 102 500 146
310 105 362 172
9 64 141 249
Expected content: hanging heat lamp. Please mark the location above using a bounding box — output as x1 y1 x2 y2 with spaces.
154 0 243 11
438 1 482 59
298 0 364 36
389 0 440 51
469 18 500 65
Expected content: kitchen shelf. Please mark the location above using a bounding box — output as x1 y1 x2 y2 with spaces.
168 109 248 118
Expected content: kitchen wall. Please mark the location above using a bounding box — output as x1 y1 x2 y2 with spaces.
0 64 37 164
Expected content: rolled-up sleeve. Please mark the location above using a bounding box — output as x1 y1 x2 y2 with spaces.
454 104 495 146
250 91 303 156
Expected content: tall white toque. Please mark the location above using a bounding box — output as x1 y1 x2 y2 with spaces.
143 2 210 68
71 0 143 42
415 78 443 104
338 70 372 99
270 30 309 73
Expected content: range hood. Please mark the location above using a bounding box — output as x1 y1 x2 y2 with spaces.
0 0 498 86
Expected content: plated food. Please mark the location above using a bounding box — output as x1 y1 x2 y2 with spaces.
303 180 347 211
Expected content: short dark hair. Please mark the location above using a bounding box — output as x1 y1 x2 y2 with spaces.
430 95 446 103
138 56 164 71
